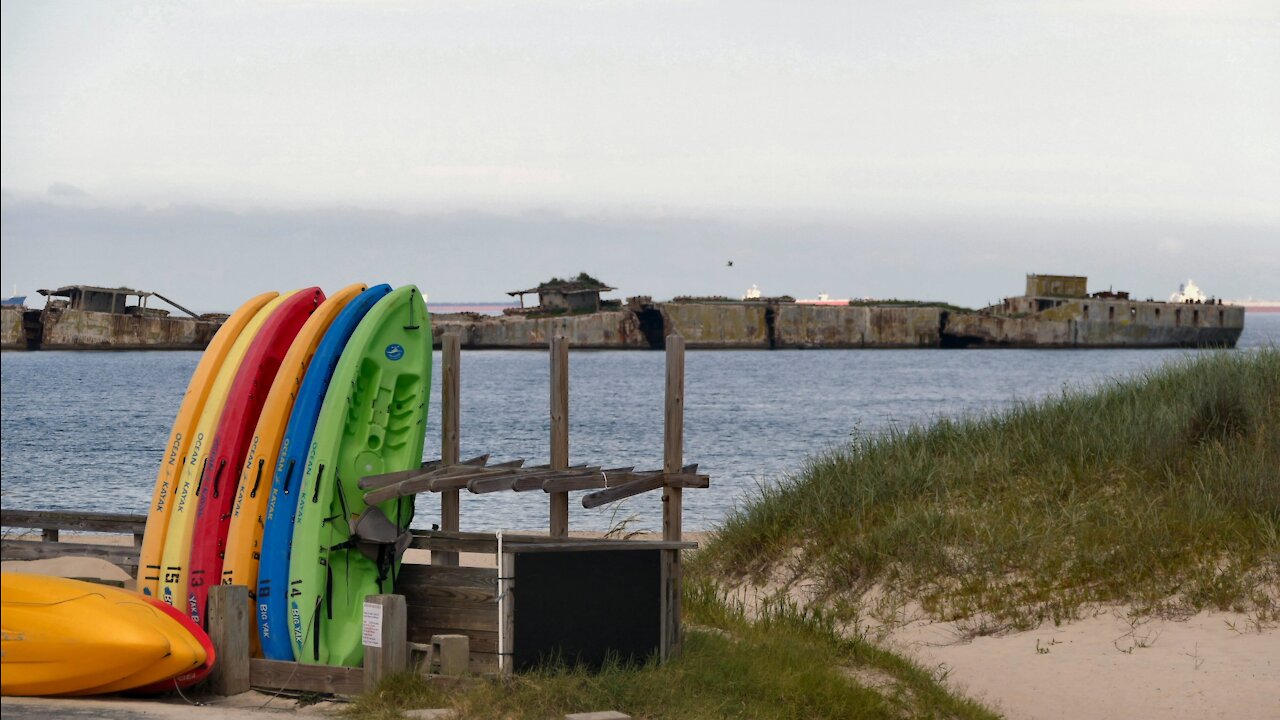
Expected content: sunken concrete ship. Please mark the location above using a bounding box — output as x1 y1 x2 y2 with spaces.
430 274 1244 350
1 285 222 351
2 275 1243 351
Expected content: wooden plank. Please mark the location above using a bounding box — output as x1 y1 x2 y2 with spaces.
1 509 148 535
663 334 685 544
665 473 710 489
408 603 500 633
663 335 684 661
576 465 705 508
439 332 463 563
541 476 604 493
426 464 514 492
407 529 601 554
549 336 570 536
250 658 364 696
581 475 664 509
503 540 697 553
408 534 503 555
468 652 499 675
1 539 141 575
363 594 408 691
499 551 515 675
441 333 461 469
510 464 590 492
208 585 251 696
357 460 441 491
397 563 497 591
464 460 529 494
538 466 628 493
362 455 491 502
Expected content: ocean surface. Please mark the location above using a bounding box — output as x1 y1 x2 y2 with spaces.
3 314 1276 533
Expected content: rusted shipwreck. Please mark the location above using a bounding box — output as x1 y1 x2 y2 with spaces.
431 274 1244 350
0 285 222 351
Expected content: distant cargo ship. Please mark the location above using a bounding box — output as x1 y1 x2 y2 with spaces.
1173 279 1278 313
1226 300 1280 313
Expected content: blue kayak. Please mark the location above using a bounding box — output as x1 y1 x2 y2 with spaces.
256 283 391 660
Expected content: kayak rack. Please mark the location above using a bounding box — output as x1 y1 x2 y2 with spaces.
0 332 708 697
360 333 708 550
356 331 707 673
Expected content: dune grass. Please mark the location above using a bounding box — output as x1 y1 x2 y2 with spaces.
344 579 997 720
698 349 1280 632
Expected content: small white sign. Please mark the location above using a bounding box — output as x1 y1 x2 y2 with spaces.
362 601 383 648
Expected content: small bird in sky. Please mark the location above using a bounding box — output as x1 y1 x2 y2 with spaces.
726 260 734 267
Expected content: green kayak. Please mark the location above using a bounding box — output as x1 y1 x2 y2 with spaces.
288 285 431 666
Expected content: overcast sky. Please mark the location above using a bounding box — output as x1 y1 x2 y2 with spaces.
2 1 1277 309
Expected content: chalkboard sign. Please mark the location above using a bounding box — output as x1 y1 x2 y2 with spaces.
513 549 661 671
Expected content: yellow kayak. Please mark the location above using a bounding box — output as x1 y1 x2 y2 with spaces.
1 574 204 697
138 291 278 597
222 282 366 654
159 292 293 612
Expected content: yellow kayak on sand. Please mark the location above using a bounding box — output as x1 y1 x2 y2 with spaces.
1 574 205 697
159 292 293 612
138 291 278 597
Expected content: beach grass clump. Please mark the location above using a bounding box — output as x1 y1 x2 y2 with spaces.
344 579 997 720
698 349 1280 632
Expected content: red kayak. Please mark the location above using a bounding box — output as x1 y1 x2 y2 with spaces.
130 596 218 694
186 288 324 627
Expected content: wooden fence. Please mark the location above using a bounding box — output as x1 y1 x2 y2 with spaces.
0 333 706 693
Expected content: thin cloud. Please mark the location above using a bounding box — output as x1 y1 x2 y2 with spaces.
46 182 88 199
1 199 1275 312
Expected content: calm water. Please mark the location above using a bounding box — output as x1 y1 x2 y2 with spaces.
3 315 1276 533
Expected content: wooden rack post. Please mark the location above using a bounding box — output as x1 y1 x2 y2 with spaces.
362 594 407 691
438 333 461 566
663 335 685 543
661 334 685 659
549 336 570 537
208 584 251 696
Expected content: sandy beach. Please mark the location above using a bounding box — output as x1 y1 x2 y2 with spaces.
889 608 1279 720
6 533 1277 718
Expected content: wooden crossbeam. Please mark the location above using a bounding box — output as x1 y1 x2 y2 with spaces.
357 460 440 491
581 476 665 509
540 466 635 493
427 460 525 493
358 454 488 492
361 455 495 504
580 464 704 509
471 465 601 494
363 458 710 505
665 473 711 489
510 464 594 492
460 461 535 493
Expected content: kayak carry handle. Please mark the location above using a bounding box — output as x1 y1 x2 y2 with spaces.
212 459 227 499
311 464 325 504
250 458 265 498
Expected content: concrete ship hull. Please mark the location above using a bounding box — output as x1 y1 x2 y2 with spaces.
943 298 1244 349
1 307 220 351
431 299 1243 350
4 298 1243 352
